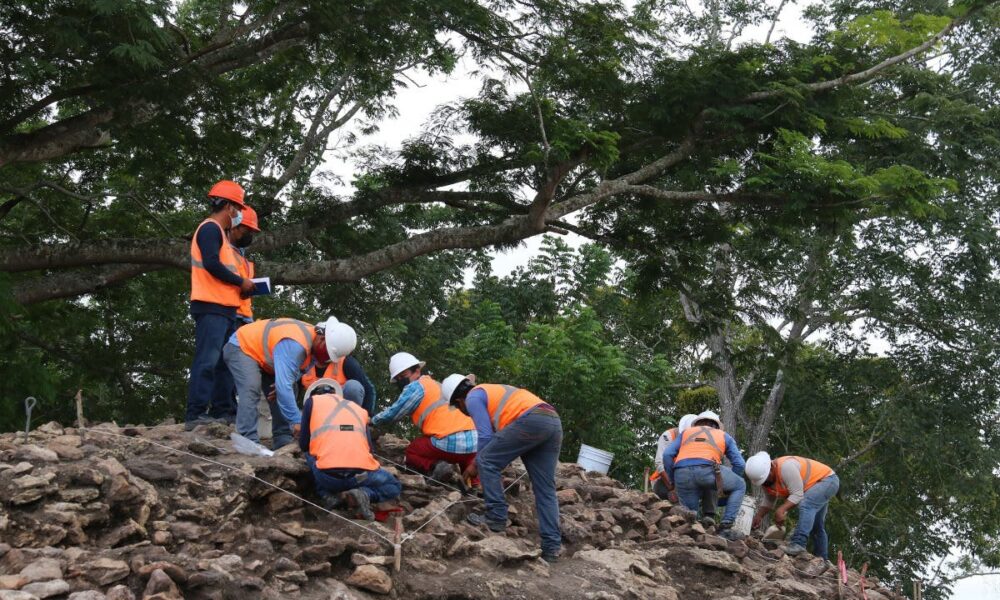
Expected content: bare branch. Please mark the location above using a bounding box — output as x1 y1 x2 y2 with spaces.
13 264 164 305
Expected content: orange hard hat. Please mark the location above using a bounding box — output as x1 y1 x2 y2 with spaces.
241 205 260 231
207 180 246 207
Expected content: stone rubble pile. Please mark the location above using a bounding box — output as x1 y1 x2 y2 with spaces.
0 421 903 600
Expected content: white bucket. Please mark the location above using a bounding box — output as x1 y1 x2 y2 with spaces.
577 443 614 474
733 495 757 536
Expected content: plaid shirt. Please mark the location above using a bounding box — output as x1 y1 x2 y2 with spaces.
372 379 477 455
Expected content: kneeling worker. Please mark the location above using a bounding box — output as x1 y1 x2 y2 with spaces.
662 410 746 538
745 452 840 559
371 353 478 484
299 378 401 520
442 374 562 563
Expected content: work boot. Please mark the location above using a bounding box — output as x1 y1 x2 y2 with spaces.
466 512 506 532
184 415 221 431
781 542 807 556
541 551 560 564
345 489 375 521
700 515 716 529
429 461 456 485
719 529 744 541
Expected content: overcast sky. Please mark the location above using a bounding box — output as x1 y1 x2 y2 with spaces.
315 6 999 596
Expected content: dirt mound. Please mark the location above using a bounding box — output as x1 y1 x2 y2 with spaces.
0 421 899 599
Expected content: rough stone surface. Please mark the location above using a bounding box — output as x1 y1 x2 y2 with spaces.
345 565 392 595
0 424 903 600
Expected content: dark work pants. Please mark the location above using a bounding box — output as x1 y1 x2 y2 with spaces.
186 313 236 422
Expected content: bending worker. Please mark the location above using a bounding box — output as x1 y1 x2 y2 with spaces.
299 378 401 520
301 326 377 415
662 410 746 539
442 374 562 563
745 452 840 559
224 316 354 449
370 353 477 484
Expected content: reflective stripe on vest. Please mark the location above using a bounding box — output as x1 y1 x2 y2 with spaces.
236 249 254 319
190 219 242 307
308 394 379 471
410 376 475 438
235 318 315 374
300 356 347 390
765 456 835 498
674 426 726 464
477 384 545 432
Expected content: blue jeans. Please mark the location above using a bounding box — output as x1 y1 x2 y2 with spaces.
306 455 401 503
673 464 746 523
791 474 839 559
477 410 563 555
224 343 293 449
186 313 237 422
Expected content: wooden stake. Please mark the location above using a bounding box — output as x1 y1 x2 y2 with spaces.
393 516 402 572
643 467 650 494
75 389 86 440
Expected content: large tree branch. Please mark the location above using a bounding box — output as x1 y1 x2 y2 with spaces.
11 264 164 304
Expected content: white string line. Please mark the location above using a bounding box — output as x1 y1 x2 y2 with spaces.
81 426 396 545
401 470 530 542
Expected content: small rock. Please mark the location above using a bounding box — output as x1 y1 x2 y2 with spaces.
350 555 389 567
105 584 135 600
21 580 70 599
68 592 106 600
137 562 187 584
37 422 63 435
472 537 542 565
0 591 40 600
345 565 392 595
46 444 83 461
19 558 63 583
727 540 748 559
0 576 27 590
11 463 33 475
82 557 130 585
700 534 729 550
187 571 227 588
556 489 582 504
13 445 58 463
187 440 221 456
407 558 447 574
143 569 180 599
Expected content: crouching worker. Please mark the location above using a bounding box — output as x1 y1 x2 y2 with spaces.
442 375 562 563
300 378 401 521
662 410 747 539
371 353 478 485
745 452 839 559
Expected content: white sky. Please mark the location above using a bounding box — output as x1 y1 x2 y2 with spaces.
316 6 1000 597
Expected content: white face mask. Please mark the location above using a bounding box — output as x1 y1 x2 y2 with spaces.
230 205 243 228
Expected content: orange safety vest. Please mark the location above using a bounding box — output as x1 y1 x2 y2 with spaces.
235 318 315 374
190 219 242 307
308 394 379 471
235 247 254 319
764 456 834 498
410 376 475 438
649 427 679 481
475 383 545 432
301 356 348 389
674 426 727 464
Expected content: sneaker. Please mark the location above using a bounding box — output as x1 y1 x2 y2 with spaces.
345 489 375 521
429 461 456 484
466 512 506 532
781 542 807 556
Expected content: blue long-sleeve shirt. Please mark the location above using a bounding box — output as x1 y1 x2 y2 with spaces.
372 379 477 454
662 429 746 484
229 334 308 425
191 220 242 318
465 388 495 450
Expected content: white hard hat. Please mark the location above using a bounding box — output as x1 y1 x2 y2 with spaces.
441 373 470 403
316 316 339 334
388 352 424 380
678 414 699 433
695 410 723 430
323 322 357 359
745 451 772 486
304 378 344 400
